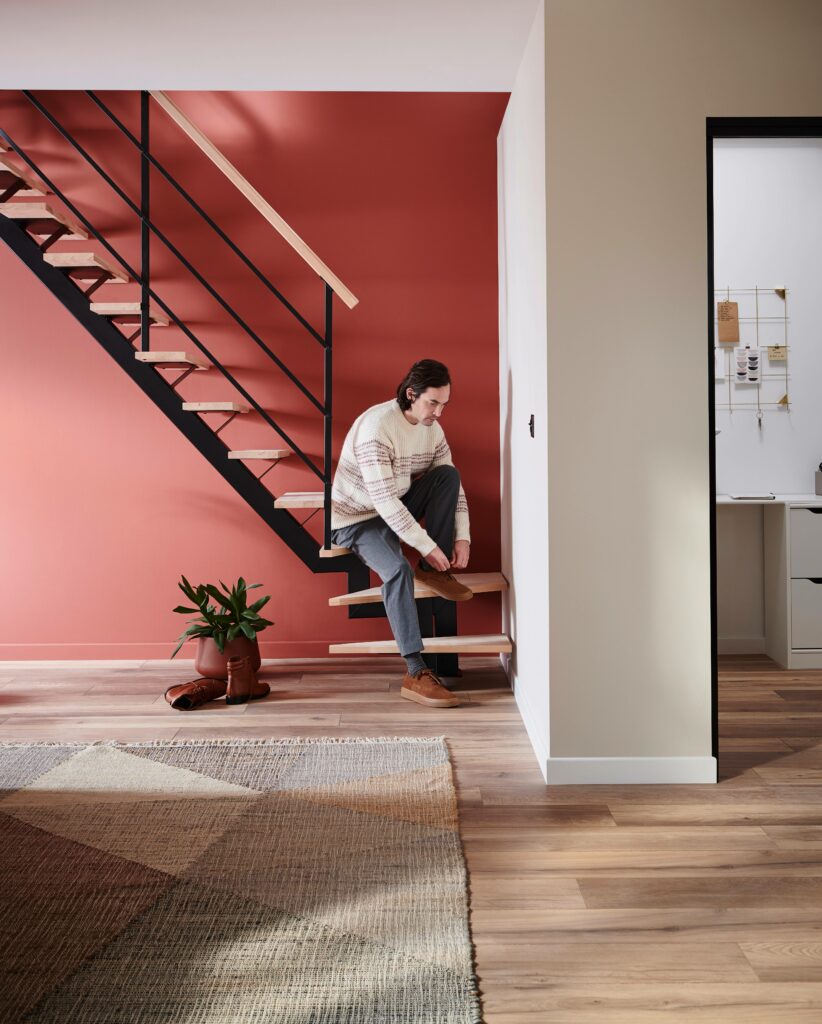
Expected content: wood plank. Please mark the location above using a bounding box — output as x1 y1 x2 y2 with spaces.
329 633 512 654
0 155 48 194
319 545 351 558
274 491 324 509
135 351 209 370
43 251 128 282
329 570 509 606
89 302 169 325
228 449 292 460
181 401 250 413
0 201 86 238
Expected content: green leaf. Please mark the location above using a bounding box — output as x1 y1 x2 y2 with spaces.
248 595 270 614
226 625 240 642
239 621 255 640
172 605 199 615
205 584 233 611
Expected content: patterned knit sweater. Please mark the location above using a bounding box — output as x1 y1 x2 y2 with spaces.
331 398 470 557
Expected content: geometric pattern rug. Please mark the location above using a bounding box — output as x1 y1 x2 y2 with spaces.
0 737 482 1023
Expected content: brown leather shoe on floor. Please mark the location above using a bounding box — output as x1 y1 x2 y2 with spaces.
226 655 270 705
413 566 473 602
400 668 460 707
164 677 227 711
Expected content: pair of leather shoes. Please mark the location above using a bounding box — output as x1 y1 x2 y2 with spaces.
400 667 460 707
164 657 270 710
226 655 270 705
164 677 226 711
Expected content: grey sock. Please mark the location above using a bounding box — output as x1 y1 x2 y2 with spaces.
404 653 427 676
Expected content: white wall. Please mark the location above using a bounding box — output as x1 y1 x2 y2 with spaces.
498 3 549 777
543 0 822 784
714 140 822 651
715 140 822 494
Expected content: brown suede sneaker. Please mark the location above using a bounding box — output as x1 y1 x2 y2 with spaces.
400 668 461 707
413 567 473 602
164 677 227 711
226 655 271 705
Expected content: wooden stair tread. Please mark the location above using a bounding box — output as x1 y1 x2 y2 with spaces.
274 491 325 509
320 546 351 558
328 571 509 607
44 251 129 283
135 351 209 370
329 633 513 655
0 157 48 195
228 449 292 460
0 201 87 238
182 401 250 413
90 302 169 325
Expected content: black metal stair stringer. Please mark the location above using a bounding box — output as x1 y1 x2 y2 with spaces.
0 211 374 603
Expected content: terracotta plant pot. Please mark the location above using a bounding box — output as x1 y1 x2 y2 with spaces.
194 636 261 680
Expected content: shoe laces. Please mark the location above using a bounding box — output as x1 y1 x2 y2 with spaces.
412 667 443 686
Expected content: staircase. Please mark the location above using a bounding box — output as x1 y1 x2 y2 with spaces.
0 91 512 674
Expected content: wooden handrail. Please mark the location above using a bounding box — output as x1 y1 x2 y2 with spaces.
149 91 359 310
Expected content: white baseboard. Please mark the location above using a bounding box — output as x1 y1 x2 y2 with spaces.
545 756 718 785
717 635 766 655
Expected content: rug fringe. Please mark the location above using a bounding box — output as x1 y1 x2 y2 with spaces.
0 736 448 749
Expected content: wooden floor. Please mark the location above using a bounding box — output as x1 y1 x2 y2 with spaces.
1 653 822 1022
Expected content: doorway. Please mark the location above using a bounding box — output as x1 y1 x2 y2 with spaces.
708 118 822 766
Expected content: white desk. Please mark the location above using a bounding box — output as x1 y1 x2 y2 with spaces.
718 494 822 667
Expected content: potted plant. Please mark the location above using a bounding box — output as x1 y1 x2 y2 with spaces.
171 575 274 679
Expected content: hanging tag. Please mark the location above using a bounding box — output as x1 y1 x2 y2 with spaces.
768 345 787 362
717 300 740 344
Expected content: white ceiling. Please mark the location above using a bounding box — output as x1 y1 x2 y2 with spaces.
1 0 540 91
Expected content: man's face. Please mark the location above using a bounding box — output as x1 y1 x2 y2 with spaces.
406 384 450 426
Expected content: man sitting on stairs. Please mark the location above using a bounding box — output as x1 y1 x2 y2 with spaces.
331 359 472 709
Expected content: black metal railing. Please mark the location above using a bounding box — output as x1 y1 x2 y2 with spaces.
3 89 339 550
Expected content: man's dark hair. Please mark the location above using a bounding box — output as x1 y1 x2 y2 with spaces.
396 359 451 411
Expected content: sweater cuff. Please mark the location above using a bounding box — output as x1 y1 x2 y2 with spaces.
416 535 438 558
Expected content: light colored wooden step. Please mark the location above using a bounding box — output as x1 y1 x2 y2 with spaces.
320 546 351 558
274 491 325 509
328 571 509 607
0 156 49 196
329 633 513 655
90 302 169 325
182 401 249 413
0 201 87 239
135 351 209 370
44 251 128 283
228 449 292 460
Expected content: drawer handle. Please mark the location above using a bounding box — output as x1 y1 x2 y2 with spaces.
807 579 822 584
803 509 822 515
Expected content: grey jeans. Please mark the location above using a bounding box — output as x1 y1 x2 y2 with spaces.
331 464 461 656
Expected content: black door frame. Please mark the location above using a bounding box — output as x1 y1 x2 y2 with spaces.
707 117 822 765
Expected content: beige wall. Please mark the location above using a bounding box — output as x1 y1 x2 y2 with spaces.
544 0 822 771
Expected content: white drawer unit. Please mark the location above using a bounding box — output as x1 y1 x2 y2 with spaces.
764 502 822 668
790 507 822 577
791 579 822 649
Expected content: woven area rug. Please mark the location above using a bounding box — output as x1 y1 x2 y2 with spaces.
0 737 481 1023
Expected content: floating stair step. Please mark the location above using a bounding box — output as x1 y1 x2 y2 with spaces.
89 302 169 325
135 351 209 370
182 401 250 413
320 546 351 558
0 157 48 196
228 449 292 460
329 633 513 655
274 491 324 509
0 201 87 239
328 571 509 607
44 251 129 283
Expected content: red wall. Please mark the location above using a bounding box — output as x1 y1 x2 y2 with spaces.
0 91 507 659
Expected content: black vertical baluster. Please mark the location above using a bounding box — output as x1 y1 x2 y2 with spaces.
323 282 333 551
140 91 150 352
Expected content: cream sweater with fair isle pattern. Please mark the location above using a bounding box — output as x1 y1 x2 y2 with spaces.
331 399 470 557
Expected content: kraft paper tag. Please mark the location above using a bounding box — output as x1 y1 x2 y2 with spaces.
768 345 787 361
717 301 740 344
